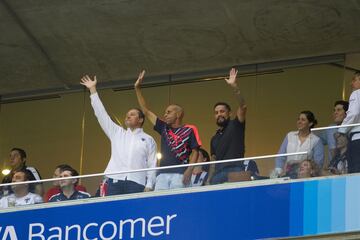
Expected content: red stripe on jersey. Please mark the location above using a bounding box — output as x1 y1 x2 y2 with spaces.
185 124 202 147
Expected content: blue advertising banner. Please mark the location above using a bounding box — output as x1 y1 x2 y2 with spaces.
0 175 359 239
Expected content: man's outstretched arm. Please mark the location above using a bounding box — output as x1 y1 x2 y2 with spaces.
134 70 158 126
225 68 247 122
81 75 120 138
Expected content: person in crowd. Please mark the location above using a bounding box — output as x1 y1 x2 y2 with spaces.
207 68 259 185
44 164 87 202
318 100 348 163
80 75 157 195
0 169 43 208
134 70 201 190
190 148 210 187
337 71 360 173
328 133 348 174
274 111 324 178
297 159 320 179
48 166 90 202
1 148 43 196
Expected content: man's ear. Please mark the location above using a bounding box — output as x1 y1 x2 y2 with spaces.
177 111 184 119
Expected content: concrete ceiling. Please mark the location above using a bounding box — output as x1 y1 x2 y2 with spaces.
1 0 360 100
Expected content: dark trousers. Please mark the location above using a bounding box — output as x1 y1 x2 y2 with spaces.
107 178 145 196
210 166 243 185
348 139 360 173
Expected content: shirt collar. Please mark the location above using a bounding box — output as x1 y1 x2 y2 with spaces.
60 190 78 199
126 128 143 134
294 131 312 139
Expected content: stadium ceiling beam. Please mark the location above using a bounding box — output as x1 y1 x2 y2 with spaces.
0 54 346 104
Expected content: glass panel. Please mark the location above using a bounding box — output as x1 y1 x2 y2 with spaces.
314 123 360 176
0 148 344 211
1 56 355 211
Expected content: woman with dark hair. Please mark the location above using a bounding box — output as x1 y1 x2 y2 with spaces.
274 111 324 178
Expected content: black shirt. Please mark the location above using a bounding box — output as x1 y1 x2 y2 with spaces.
211 118 257 174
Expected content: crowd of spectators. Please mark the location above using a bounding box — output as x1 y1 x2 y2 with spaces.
0 70 359 209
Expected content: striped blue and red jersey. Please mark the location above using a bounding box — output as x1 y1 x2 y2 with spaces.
154 118 202 174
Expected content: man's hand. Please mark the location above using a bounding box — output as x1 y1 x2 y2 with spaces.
225 68 238 88
334 132 346 139
144 187 153 192
134 70 145 89
225 68 246 121
80 75 97 94
134 69 157 125
182 168 193 186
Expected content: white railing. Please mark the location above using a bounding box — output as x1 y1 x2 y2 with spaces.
1 122 359 187
311 122 360 132
0 152 307 187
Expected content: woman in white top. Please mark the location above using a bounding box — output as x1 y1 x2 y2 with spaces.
275 111 324 178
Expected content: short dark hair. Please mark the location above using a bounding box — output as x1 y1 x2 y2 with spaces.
55 164 72 171
13 169 32 182
214 102 231 111
355 71 360 77
59 165 79 185
300 110 318 128
198 148 210 172
59 165 79 177
334 100 349 112
133 108 145 126
11 148 27 160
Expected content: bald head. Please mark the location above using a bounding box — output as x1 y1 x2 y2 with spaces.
170 104 184 117
164 104 184 126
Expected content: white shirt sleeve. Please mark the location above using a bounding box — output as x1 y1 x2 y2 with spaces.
339 90 360 134
90 93 123 139
145 138 157 189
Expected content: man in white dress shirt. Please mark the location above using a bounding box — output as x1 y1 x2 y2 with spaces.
81 75 157 195
338 71 360 173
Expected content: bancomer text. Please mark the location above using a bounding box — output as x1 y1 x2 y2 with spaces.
24 214 177 240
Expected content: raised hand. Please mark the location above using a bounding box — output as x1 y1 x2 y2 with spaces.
225 68 246 122
134 69 158 125
80 75 97 94
134 70 145 89
224 68 238 88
